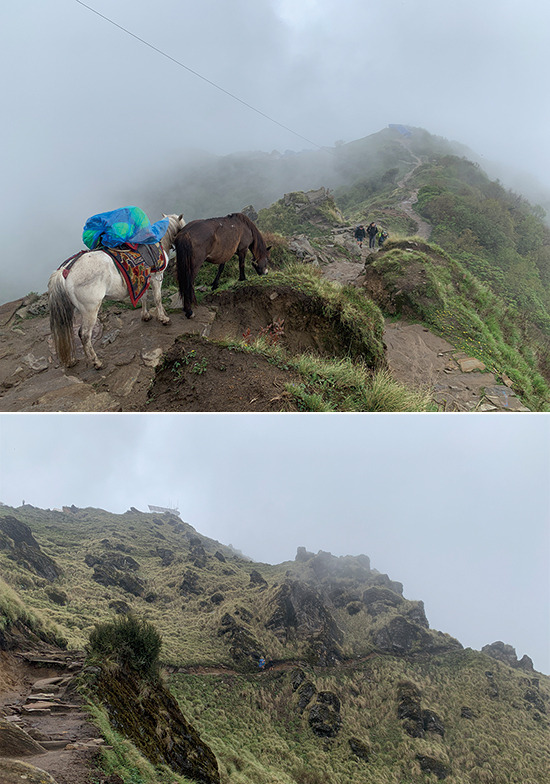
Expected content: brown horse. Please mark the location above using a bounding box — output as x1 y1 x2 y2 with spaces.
174 212 270 318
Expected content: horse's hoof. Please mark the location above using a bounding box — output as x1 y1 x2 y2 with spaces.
185 311 195 320
141 314 152 322
94 361 103 370
161 318 171 326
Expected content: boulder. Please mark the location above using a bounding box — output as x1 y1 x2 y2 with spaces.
524 688 546 713
397 682 424 738
109 600 131 615
416 755 451 780
0 759 58 784
363 586 403 607
290 668 307 691
92 563 145 597
422 709 445 737
249 569 268 589
517 655 535 672
297 680 317 713
348 736 370 761
217 613 261 668
405 601 429 628
374 616 432 654
156 547 175 566
482 641 519 667
308 691 342 737
179 570 200 595
45 586 68 606
0 718 47 756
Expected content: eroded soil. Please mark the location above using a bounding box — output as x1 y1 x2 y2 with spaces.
147 334 300 412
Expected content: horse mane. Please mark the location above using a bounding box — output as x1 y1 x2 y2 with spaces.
161 213 185 252
227 212 267 257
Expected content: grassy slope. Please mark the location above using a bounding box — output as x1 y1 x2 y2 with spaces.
366 239 550 410
171 650 550 784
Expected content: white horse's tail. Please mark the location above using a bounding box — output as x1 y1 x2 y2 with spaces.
48 270 76 366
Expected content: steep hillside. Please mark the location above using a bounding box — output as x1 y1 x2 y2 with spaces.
0 505 548 784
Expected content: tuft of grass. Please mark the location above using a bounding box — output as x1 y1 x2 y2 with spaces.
221 336 431 412
88 615 162 677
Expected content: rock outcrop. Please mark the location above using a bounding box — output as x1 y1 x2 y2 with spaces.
308 691 342 737
265 580 343 665
0 516 61 582
217 613 262 668
86 664 220 784
482 641 535 672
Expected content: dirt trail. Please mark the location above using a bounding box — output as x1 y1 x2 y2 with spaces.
0 650 109 784
397 151 432 240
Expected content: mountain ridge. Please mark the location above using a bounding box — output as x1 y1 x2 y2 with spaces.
1 503 548 784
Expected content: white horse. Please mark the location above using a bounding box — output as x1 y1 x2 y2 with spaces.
48 213 185 369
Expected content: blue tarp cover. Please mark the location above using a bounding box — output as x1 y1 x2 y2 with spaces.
388 124 412 137
82 206 169 249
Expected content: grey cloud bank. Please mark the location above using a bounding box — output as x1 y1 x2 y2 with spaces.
0 413 549 673
2 0 550 302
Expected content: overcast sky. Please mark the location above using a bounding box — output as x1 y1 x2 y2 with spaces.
2 0 550 303
0 413 548 673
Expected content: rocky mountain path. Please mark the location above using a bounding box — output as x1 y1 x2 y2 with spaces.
0 650 110 784
0 295 219 411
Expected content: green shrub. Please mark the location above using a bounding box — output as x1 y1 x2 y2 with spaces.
88 615 162 676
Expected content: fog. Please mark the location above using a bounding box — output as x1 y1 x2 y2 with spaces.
2 0 550 303
0 413 549 674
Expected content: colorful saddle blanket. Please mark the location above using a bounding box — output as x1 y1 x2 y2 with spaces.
82 206 169 249
58 244 167 307
103 243 167 306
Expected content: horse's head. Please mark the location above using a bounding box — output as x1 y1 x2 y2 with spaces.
162 213 186 250
252 245 271 276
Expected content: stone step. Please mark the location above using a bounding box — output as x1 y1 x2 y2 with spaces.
30 677 68 693
40 740 70 750
22 700 81 713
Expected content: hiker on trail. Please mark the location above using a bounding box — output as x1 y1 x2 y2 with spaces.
354 225 366 248
378 229 389 247
258 656 266 671
367 222 378 249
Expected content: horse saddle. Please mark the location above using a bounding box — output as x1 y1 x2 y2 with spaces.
58 244 166 306
103 243 167 306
